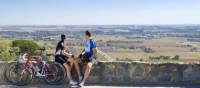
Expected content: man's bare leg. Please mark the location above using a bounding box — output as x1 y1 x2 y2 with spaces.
79 62 93 86
63 63 72 80
83 62 93 81
63 58 77 85
74 59 82 78
68 58 74 68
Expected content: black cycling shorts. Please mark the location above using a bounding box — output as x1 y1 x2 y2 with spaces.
79 53 92 63
55 55 69 65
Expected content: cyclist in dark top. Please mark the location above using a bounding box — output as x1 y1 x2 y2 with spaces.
74 30 97 86
55 34 77 85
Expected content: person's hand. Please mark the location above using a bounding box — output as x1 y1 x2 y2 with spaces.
71 54 74 58
68 53 73 56
92 58 98 65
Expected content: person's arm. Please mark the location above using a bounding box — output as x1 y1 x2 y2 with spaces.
92 48 97 59
80 48 86 55
91 39 97 59
91 47 98 64
62 50 73 57
82 48 85 52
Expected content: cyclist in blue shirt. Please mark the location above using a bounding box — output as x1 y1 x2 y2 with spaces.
74 30 97 86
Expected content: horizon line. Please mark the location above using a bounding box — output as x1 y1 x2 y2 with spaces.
1 24 200 26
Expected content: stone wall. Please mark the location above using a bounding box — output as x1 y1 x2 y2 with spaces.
1 61 200 85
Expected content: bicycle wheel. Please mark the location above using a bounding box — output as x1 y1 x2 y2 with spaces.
16 68 32 86
6 63 32 86
4 62 15 84
44 62 66 85
4 62 22 85
43 62 59 84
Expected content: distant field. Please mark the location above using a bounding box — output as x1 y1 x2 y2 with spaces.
98 36 200 61
22 35 200 62
107 52 200 61
1 25 200 62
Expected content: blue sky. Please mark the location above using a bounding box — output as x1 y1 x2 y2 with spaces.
0 0 200 25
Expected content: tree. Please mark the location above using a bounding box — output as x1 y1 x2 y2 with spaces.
190 48 198 52
143 48 154 53
172 55 180 60
12 40 40 53
0 39 16 61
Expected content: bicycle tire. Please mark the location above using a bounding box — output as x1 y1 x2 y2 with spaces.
4 62 16 84
4 62 22 85
16 68 32 86
45 62 66 85
44 62 59 84
5 62 33 86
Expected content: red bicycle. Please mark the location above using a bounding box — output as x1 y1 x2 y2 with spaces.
4 49 66 86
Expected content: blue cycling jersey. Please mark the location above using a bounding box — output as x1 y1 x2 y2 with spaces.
84 38 96 57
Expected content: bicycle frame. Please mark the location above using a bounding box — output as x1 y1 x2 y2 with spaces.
22 56 52 78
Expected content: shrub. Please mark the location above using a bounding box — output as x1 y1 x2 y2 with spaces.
143 48 154 53
12 40 40 53
190 48 198 52
172 55 180 60
0 39 16 61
